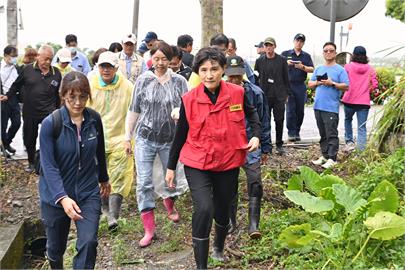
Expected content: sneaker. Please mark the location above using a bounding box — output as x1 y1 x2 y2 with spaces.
312 156 327 165
343 142 356 153
25 164 35 173
1 150 11 158
295 136 301 142
288 136 296 142
322 159 337 169
276 145 286 155
4 144 16 154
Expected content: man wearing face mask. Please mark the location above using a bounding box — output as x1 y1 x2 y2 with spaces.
0 45 21 156
53 34 91 75
2 45 62 172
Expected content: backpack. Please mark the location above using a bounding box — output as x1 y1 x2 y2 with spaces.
34 108 101 175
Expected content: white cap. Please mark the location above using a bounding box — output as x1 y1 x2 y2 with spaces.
122 33 137 44
98 51 119 67
56 48 72 63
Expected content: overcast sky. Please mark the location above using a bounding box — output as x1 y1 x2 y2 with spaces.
1 0 404 61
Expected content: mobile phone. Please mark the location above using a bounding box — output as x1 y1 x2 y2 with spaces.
291 60 301 64
316 73 328 81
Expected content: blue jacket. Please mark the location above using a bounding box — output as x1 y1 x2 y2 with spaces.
243 80 271 164
38 106 109 206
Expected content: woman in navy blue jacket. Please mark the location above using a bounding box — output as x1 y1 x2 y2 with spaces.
38 71 110 269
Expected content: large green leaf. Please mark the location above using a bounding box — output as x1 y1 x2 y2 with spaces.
364 211 405 240
311 223 343 241
368 180 399 217
284 190 334 213
279 223 315 248
319 175 346 190
299 166 322 195
332 184 367 214
287 174 303 191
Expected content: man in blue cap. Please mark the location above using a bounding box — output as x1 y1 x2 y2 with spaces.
282 33 314 142
143 31 158 50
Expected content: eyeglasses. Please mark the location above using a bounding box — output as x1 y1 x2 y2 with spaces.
99 64 115 71
66 94 89 104
323 49 335 53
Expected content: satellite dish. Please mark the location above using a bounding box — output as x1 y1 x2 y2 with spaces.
303 0 369 22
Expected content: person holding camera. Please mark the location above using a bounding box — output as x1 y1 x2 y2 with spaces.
308 42 349 169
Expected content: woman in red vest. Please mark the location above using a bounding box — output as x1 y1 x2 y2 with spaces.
166 47 260 269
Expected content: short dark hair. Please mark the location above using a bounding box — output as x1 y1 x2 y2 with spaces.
150 41 174 61
228 38 236 49
323 41 337 50
170 45 183 59
65 34 78 45
193 47 226 74
210 34 229 47
91 48 108 66
177 35 193 48
108 42 123 53
4 45 17 56
60 71 92 105
351 54 369 64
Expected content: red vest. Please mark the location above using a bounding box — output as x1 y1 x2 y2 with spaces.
180 81 248 171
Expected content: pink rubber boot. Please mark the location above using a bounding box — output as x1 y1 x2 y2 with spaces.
163 197 180 222
139 210 156 248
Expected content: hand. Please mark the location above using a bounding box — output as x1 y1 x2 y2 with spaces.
165 169 176 189
171 107 180 121
60 197 83 221
287 60 294 66
247 137 260 152
124 140 132 156
99 182 111 198
321 78 333 87
0 95 8 101
261 153 269 165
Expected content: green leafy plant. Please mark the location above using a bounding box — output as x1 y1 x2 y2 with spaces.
279 166 405 269
372 67 396 104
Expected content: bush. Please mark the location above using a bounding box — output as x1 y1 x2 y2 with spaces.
373 67 396 104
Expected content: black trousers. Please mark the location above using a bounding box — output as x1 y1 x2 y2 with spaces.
242 161 263 198
184 165 239 239
23 115 46 164
314 110 339 161
267 97 285 146
1 96 21 146
286 83 307 137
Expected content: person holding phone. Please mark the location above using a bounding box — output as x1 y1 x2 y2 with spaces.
165 47 260 269
308 42 349 169
281 33 314 142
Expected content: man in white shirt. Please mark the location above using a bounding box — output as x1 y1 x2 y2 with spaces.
0 45 21 155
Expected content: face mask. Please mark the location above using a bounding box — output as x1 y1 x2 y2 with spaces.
69 47 77 54
10 57 18 65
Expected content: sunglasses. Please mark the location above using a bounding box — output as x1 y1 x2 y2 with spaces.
323 49 336 53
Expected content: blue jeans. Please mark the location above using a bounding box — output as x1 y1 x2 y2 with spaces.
135 137 171 212
40 195 101 269
344 105 369 151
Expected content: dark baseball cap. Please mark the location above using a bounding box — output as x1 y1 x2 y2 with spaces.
294 33 306 41
353 46 366 56
225 56 245 76
143 31 158 43
255 41 264 48
263 37 276 46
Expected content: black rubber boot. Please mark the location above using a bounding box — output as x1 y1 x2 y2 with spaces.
211 222 228 262
192 237 209 269
248 197 262 239
228 195 238 234
49 258 63 269
108 193 123 230
101 196 109 217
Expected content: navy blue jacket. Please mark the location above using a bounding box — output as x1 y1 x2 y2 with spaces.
39 106 109 206
243 80 272 164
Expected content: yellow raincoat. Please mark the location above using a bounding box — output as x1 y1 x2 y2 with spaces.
88 73 134 197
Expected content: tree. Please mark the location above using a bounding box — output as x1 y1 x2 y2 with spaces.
7 0 18 45
385 0 405 23
200 0 223 47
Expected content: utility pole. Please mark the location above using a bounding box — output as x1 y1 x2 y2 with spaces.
132 0 139 37
7 0 18 46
